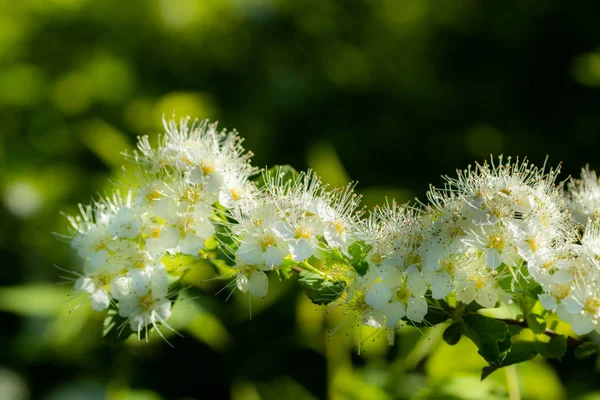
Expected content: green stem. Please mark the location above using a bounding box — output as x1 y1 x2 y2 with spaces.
299 261 330 279
505 365 521 400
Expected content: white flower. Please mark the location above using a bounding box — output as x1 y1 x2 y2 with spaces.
568 166 600 225
235 264 269 298
111 263 175 340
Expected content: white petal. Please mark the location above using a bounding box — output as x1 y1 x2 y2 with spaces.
381 302 406 327
129 269 151 297
110 276 131 300
476 287 499 308
563 296 584 314
206 172 225 193
407 297 428 323
457 285 476 305
406 266 427 295
159 226 181 250
552 268 574 284
484 248 502 270
150 264 169 298
90 249 109 269
429 271 454 300
238 241 264 265
249 270 269 298
186 167 204 184
153 299 172 321
262 246 287 269
90 289 110 311
571 313 595 335
272 222 294 241
118 296 140 318
75 276 95 293
180 234 205 255
194 220 215 239
421 242 444 270
153 198 179 223
236 273 249 293
538 293 557 310
365 282 392 309
289 238 314 262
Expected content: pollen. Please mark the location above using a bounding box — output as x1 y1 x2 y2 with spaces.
259 234 277 250
488 235 505 250
526 237 538 253
294 226 312 240
333 221 345 235
146 189 162 202
371 253 383 264
138 294 154 310
441 259 456 274
185 188 201 203
551 284 571 301
468 276 486 289
230 188 241 201
151 227 161 239
200 160 215 174
394 286 410 303
585 297 600 315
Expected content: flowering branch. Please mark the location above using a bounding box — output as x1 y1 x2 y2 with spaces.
58 115 600 378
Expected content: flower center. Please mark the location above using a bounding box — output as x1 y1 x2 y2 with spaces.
294 226 311 240
200 160 215 174
488 235 504 250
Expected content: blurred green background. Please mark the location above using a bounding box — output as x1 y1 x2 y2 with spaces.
3 0 600 399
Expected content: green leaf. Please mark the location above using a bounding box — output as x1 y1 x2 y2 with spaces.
481 341 539 379
526 313 547 334
443 322 462 346
507 325 524 336
461 314 511 365
255 165 299 189
323 248 345 267
536 335 567 359
463 301 484 314
575 342 600 359
297 271 346 305
347 241 372 276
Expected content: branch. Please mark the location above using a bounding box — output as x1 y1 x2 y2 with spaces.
498 318 583 347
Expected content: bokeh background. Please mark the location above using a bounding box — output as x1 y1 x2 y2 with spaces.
3 0 600 399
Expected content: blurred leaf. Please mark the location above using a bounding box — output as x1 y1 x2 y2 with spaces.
575 342 600 359
307 140 350 187
526 313 547 335
443 322 462 346
79 119 132 169
537 335 567 359
0 284 70 317
461 314 510 365
297 271 345 305
481 341 538 380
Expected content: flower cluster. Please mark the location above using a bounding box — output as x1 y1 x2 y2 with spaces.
63 118 256 339
60 115 600 346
